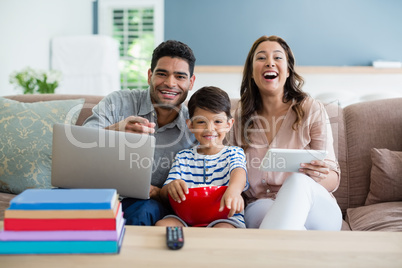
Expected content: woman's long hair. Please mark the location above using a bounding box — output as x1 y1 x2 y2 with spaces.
239 35 307 150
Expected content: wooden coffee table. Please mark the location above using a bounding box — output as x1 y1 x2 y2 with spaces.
1 225 401 267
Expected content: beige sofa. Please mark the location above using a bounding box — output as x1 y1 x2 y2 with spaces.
1 94 401 231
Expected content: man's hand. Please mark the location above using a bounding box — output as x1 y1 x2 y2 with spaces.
149 185 161 201
106 116 156 134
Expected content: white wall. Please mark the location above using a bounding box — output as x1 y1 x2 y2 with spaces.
193 71 402 107
0 0 93 96
1 0 401 104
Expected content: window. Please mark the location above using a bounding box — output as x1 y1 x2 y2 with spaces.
98 0 164 90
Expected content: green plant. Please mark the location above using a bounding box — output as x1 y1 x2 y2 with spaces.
9 67 62 94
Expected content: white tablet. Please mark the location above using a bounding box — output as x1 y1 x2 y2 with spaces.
260 148 328 172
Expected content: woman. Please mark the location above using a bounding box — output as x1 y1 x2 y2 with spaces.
230 35 342 230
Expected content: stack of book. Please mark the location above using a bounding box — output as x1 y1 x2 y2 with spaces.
0 188 125 254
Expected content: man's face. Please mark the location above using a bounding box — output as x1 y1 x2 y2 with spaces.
148 56 195 108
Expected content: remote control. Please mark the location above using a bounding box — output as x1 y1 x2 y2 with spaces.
166 226 184 250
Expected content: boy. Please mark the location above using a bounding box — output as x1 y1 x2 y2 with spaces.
155 86 248 228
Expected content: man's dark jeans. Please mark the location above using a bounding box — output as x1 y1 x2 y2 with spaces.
121 198 171 225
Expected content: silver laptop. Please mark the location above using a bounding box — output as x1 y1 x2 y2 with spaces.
51 123 155 199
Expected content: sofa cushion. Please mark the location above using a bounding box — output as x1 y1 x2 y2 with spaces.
343 98 402 209
0 97 84 194
346 202 402 231
0 192 16 220
365 148 402 205
4 94 104 126
324 102 347 215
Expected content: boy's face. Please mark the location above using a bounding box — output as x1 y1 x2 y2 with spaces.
187 107 234 154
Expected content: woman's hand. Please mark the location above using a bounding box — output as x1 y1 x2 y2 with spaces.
299 160 330 183
166 180 188 203
219 188 244 218
299 160 340 192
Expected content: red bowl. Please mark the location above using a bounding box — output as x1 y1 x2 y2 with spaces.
168 186 230 227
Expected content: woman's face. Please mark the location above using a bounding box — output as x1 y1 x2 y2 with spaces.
252 41 289 97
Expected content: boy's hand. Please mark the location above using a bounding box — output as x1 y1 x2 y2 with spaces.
167 180 189 203
219 188 244 218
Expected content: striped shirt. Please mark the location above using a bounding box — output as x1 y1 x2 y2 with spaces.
165 146 248 189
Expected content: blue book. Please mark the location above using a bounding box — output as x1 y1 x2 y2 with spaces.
0 228 125 254
8 189 118 210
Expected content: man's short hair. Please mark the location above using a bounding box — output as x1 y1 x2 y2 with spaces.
188 86 232 119
151 40 196 77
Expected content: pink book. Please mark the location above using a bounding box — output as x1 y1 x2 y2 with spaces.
0 218 125 242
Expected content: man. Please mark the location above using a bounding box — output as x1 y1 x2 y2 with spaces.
84 40 197 225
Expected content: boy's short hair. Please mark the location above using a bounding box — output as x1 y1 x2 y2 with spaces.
188 86 232 119
151 40 196 77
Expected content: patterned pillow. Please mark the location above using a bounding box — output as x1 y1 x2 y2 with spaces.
0 97 85 194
